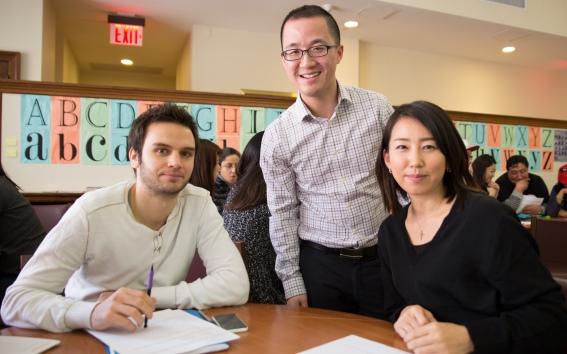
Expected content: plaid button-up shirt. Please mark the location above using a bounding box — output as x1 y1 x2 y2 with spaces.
260 83 393 298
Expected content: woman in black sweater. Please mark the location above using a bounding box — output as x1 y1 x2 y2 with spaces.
0 163 45 314
375 101 567 353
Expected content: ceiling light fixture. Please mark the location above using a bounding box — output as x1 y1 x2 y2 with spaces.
344 20 359 28
121 58 134 66
501 46 516 53
344 5 375 31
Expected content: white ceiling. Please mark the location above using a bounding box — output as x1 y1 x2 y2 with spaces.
50 0 567 79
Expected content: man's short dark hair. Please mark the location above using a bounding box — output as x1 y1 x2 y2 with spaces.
506 155 529 170
280 5 341 49
128 103 199 163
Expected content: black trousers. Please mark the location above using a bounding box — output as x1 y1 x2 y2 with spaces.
299 242 386 320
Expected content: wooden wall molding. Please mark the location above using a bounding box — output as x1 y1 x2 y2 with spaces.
0 79 295 108
24 192 82 204
448 110 567 130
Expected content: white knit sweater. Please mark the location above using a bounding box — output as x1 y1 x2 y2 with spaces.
1 181 249 332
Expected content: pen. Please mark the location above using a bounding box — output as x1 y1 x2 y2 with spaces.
144 265 154 328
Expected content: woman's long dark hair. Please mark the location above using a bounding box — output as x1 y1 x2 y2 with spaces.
375 101 476 214
224 132 266 211
0 160 20 190
189 139 221 193
472 154 497 193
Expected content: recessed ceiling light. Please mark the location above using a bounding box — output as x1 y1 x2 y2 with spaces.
121 58 134 65
344 20 359 29
501 46 516 53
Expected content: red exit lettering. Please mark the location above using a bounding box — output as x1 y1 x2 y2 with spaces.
109 24 143 46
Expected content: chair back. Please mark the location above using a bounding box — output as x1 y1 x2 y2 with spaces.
530 217 567 268
20 203 71 269
530 216 567 304
186 253 206 282
31 203 71 233
185 241 244 282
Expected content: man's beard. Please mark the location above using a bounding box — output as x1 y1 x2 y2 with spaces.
138 164 188 196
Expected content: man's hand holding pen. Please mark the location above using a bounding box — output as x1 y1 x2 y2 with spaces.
90 287 156 332
144 265 154 328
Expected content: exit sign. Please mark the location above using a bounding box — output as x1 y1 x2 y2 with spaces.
110 24 143 46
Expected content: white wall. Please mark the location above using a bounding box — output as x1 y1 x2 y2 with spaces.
380 0 567 37
176 36 192 91
190 25 291 94
190 25 360 94
0 0 44 80
80 70 175 90
360 42 567 121
337 37 359 87
41 0 56 82
62 38 79 83
184 24 567 122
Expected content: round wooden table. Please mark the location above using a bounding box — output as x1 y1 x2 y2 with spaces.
1 303 408 353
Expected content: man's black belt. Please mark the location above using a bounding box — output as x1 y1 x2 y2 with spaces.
301 240 377 259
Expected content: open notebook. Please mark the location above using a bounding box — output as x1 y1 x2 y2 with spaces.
0 336 60 354
88 309 238 354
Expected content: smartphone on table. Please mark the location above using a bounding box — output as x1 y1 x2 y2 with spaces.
211 313 248 333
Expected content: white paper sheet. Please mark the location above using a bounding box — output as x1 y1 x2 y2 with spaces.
516 194 544 213
87 309 238 354
104 342 229 354
0 336 60 354
297 335 410 354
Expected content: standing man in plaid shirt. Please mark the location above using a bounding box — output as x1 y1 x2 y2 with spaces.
260 5 393 318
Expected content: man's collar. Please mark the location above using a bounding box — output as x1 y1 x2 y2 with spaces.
127 182 183 229
294 82 352 122
337 82 353 106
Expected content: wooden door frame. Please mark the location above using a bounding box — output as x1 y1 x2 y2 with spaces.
0 51 21 80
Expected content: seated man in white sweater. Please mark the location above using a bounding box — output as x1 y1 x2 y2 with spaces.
1 103 249 333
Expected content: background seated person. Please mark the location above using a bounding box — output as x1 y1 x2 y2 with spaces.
471 154 499 198
495 154 549 215
214 147 240 214
376 101 567 354
0 163 45 317
1 104 249 333
546 163 567 218
223 131 285 304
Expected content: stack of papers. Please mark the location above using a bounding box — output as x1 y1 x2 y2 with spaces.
516 194 544 213
87 309 238 354
298 335 409 354
0 336 60 354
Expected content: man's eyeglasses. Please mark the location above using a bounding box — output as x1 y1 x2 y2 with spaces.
281 45 338 61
